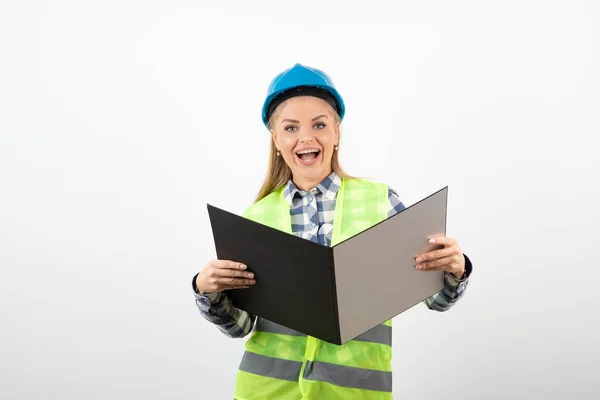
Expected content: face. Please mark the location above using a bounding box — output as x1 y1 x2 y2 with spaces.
270 96 340 189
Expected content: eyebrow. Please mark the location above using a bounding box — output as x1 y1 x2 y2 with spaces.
280 115 328 125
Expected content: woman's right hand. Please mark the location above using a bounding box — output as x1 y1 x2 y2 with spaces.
195 260 256 295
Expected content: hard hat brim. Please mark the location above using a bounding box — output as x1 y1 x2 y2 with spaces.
262 85 345 128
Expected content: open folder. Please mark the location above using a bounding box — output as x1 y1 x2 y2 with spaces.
207 186 448 345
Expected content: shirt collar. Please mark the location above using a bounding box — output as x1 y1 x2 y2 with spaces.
283 171 342 206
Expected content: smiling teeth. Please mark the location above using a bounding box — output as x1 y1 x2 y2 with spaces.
296 149 319 154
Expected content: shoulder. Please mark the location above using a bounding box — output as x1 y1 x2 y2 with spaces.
387 186 401 200
342 177 388 193
349 178 406 216
343 177 398 198
342 178 405 215
243 186 283 220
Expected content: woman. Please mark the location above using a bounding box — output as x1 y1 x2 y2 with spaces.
193 63 472 399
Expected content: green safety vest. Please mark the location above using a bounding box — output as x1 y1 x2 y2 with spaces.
235 178 394 400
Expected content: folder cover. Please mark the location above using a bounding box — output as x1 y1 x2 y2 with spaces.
207 186 448 345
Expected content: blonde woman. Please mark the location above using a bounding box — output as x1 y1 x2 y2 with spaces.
193 63 472 399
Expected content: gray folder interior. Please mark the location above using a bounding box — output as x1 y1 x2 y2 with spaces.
333 187 447 344
207 186 447 345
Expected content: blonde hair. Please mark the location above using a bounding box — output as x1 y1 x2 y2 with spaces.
254 100 354 203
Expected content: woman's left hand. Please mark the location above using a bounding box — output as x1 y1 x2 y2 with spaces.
414 236 466 279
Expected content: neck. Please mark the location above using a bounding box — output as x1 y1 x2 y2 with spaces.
292 170 333 192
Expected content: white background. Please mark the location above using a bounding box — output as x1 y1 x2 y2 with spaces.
1 1 599 399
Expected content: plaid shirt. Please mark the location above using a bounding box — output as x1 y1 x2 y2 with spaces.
194 172 471 338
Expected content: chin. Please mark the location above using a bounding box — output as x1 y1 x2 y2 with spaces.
295 165 331 179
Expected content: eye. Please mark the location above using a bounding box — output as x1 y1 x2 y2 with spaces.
284 125 297 132
314 122 326 130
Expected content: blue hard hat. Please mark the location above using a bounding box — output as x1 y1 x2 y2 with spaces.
261 63 345 128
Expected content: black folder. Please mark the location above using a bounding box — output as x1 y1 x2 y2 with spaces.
207 186 448 345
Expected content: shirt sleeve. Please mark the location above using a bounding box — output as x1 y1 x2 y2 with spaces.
192 273 256 338
387 187 407 217
387 187 472 311
422 254 472 311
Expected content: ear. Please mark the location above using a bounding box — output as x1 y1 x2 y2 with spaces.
334 122 340 146
270 129 279 151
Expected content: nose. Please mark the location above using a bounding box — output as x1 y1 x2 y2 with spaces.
300 136 315 144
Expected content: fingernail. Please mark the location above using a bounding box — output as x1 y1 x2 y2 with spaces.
429 238 436 243
416 265 423 270
416 257 422 263
240 264 247 270
250 280 256 284
248 273 254 278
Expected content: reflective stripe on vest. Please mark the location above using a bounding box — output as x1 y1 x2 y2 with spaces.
304 360 392 392
255 318 306 337
236 178 392 399
239 351 302 382
256 318 391 346
239 351 392 392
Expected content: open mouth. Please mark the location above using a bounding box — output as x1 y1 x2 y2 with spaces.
295 149 321 164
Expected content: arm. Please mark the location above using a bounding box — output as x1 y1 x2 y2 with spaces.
192 273 257 338
422 254 471 311
387 188 472 312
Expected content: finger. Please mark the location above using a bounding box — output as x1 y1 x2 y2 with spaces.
426 236 456 247
222 285 251 291
415 246 456 263
218 267 255 280
212 260 248 271
218 277 256 287
415 255 454 271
